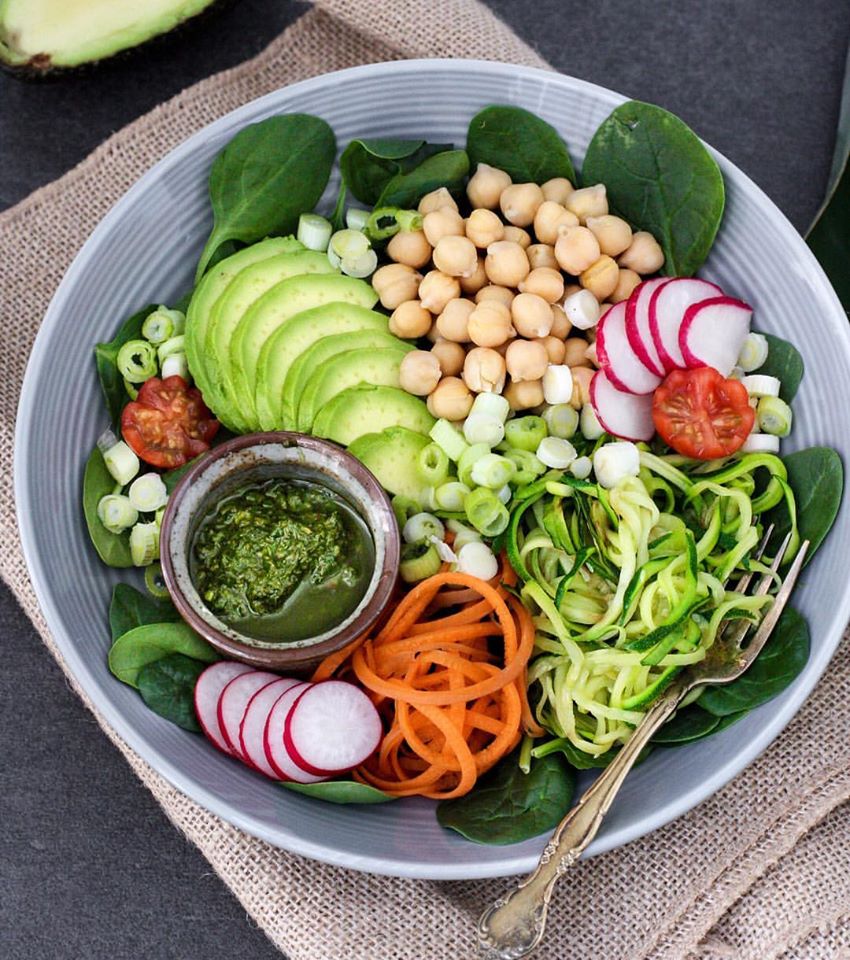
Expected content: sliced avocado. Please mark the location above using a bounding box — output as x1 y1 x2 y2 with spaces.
348 427 431 501
229 275 379 428
0 0 218 73
185 237 301 401
312 385 435 447
296 346 412 432
255 306 391 431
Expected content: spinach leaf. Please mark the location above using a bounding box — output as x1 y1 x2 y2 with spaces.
94 304 156 427
281 780 394 804
340 139 452 205
582 101 725 277
162 457 201 494
109 583 179 642
652 704 721 745
535 737 620 769
437 752 575 845
699 606 810 716
759 335 804 402
467 105 576 184
376 149 470 209
108 621 219 688
82 447 133 568
766 447 843 563
137 653 205 731
196 114 336 282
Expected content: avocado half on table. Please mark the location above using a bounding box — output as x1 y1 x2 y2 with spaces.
0 0 219 75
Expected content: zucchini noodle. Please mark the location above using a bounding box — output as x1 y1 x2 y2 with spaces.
508 450 797 758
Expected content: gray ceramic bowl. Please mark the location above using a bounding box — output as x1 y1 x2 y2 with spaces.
15 60 850 880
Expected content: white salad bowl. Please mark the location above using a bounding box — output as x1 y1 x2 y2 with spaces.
15 59 850 880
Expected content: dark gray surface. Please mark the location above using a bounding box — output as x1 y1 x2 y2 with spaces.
3 2 848 958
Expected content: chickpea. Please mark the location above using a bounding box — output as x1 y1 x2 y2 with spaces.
505 378 545 411
467 163 512 209
425 322 441 343
432 235 478 278
465 208 504 248
372 263 422 310
418 186 458 215
580 255 619 301
533 201 579 245
585 340 599 367
554 226 601 276
550 303 572 339
430 339 466 377
399 350 441 396
463 347 507 393
618 231 665 274
427 376 474 420
566 184 608 223
564 337 590 367
485 240 530 287
586 215 633 257
505 339 548 382
527 243 558 270
511 292 553 339
418 269 460 314
468 300 515 348
541 177 574 205
518 266 565 304
387 229 432 269
499 182 544 227
569 366 594 408
423 207 464 247
535 335 567 364
610 268 642 304
389 300 432 339
502 225 532 249
459 256 488 295
475 284 515 308
435 297 475 342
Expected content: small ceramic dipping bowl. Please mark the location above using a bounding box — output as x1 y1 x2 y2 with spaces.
159 433 399 674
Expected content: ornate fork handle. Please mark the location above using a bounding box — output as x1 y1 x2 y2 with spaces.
477 687 684 959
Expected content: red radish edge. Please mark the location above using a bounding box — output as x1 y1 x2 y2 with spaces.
679 295 753 376
590 369 655 442
239 677 300 779
216 671 279 762
262 682 325 784
596 301 661 396
194 662 253 755
625 278 669 377
648 277 723 372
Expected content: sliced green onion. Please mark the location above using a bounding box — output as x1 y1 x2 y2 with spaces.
470 453 517 490
129 521 160 567
471 391 510 424
741 433 780 453
144 562 170 599
341 248 378 279
542 365 574 405
392 494 421 528
505 448 546 480
431 536 458 563
396 209 423 232
97 494 138 534
435 481 470 512
157 335 186 364
543 403 579 439
737 332 768 372
365 207 423 242
447 519 482 551
400 541 441 583
458 442 491 486
580 403 605 440
569 455 592 479
97 427 119 454
429 418 469 462
330 229 371 260
124 378 139 400
345 208 370 231
297 213 333 252
593 441 640 488
128 473 168 513
465 486 510 536
142 306 185 344
155 506 167 527
455 541 498 580
537 437 577 469
757 396 793 437
418 443 450 485
741 374 780 398
117 339 158 383
161 353 191 381
496 484 512 504
463 414 504 447
403 512 445 544
102 440 140 486
505 415 548 452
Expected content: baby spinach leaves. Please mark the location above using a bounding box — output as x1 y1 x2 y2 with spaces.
108 621 219 688
759 335 804 403
83 447 133 568
582 101 725 277
652 704 721 745
467 105 576 184
533 737 620 769
437 751 575 845
137 653 206 731
196 114 336 282
109 583 179 641
94 304 156 427
340 139 452 205
376 149 470 209
281 780 394 804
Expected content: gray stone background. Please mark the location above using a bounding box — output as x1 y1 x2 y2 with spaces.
3 1 848 957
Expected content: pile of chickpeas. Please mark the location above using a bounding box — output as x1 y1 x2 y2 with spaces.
370 163 665 422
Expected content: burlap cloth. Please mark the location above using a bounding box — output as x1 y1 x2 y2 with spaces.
2 2 848 957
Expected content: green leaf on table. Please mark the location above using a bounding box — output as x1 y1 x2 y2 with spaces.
94 304 157 427
437 751 575 845
376 149 470 209
758 335 804 403
137 653 206 731
82 447 133 568
582 100 725 277
109 583 179 641
467 105 577 184
108 621 219 688
281 780 394 804
340 138 453 205
195 114 337 282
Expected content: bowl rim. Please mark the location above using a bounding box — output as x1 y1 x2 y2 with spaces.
15 57 850 880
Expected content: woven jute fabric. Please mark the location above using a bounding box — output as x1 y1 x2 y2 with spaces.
2 1 848 957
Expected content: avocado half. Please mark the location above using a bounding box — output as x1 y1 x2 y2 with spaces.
0 0 220 74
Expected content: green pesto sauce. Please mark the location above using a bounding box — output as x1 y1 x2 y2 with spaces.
191 478 374 644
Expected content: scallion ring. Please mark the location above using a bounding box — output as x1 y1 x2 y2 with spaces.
117 339 157 383
399 541 441 583
144 562 171 599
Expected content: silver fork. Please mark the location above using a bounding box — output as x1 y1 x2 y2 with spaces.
477 530 809 960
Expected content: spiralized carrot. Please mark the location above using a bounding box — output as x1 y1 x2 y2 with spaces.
311 555 542 799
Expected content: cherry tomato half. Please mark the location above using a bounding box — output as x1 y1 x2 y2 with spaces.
121 376 219 468
652 367 754 460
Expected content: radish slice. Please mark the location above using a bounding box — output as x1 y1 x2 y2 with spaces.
194 662 254 755
263 683 325 783
625 278 669 377
239 677 300 778
217 670 280 761
596 301 661 395
679 296 753 377
589 369 655 442
284 680 383 776
649 278 723 371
